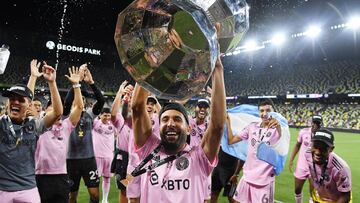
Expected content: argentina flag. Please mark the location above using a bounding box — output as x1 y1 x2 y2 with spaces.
221 104 291 176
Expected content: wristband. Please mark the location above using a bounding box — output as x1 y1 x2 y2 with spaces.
73 84 81 89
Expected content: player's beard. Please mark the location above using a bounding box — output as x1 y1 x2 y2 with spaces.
160 131 187 154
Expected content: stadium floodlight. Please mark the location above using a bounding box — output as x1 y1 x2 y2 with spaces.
244 40 257 51
305 26 321 38
347 16 360 30
271 32 286 46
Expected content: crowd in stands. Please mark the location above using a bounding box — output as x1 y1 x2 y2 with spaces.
1 55 359 97
223 60 360 96
277 102 360 130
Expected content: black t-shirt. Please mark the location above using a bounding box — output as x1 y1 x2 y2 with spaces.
217 147 238 170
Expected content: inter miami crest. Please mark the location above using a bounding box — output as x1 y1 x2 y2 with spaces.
24 124 35 133
175 157 189 171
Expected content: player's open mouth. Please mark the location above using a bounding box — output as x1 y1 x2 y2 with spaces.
10 106 20 113
165 131 178 141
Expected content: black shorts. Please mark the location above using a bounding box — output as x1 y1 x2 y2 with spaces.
35 174 70 203
67 157 100 192
211 167 235 196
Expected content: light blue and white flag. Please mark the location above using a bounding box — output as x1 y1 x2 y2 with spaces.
221 104 290 175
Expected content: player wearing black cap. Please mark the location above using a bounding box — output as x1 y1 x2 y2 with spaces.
306 128 352 202
0 63 63 202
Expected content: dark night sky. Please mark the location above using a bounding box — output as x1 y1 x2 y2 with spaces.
0 0 359 61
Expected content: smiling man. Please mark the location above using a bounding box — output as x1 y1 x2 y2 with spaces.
130 54 226 203
305 128 352 203
0 63 63 203
189 98 210 147
227 99 282 203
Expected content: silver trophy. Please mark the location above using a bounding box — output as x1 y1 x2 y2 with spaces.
191 0 249 53
114 0 248 100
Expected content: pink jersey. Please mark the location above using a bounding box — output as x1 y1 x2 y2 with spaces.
151 113 160 136
113 113 131 153
92 118 116 159
296 127 313 171
236 122 280 186
126 132 141 198
188 117 210 199
189 117 208 147
305 152 352 202
126 114 159 198
35 118 74 174
136 133 217 203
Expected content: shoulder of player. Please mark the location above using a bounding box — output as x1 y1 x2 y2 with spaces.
299 127 311 134
249 122 259 128
330 153 350 172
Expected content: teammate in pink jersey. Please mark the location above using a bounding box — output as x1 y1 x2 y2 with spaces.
227 99 281 203
130 30 226 203
111 81 133 203
189 99 210 147
35 66 84 203
112 82 162 203
288 115 322 203
305 128 351 202
92 107 116 203
189 98 211 202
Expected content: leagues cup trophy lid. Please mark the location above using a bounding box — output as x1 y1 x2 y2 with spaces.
114 0 219 100
191 0 249 53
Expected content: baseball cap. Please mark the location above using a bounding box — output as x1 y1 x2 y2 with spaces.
2 84 33 100
312 128 334 147
312 115 322 124
147 96 157 104
197 98 210 108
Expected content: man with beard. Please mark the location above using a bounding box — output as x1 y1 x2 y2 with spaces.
305 128 351 203
288 115 322 203
228 99 281 203
0 63 63 202
130 50 226 202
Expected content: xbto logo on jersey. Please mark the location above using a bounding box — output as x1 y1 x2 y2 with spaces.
161 179 190 190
